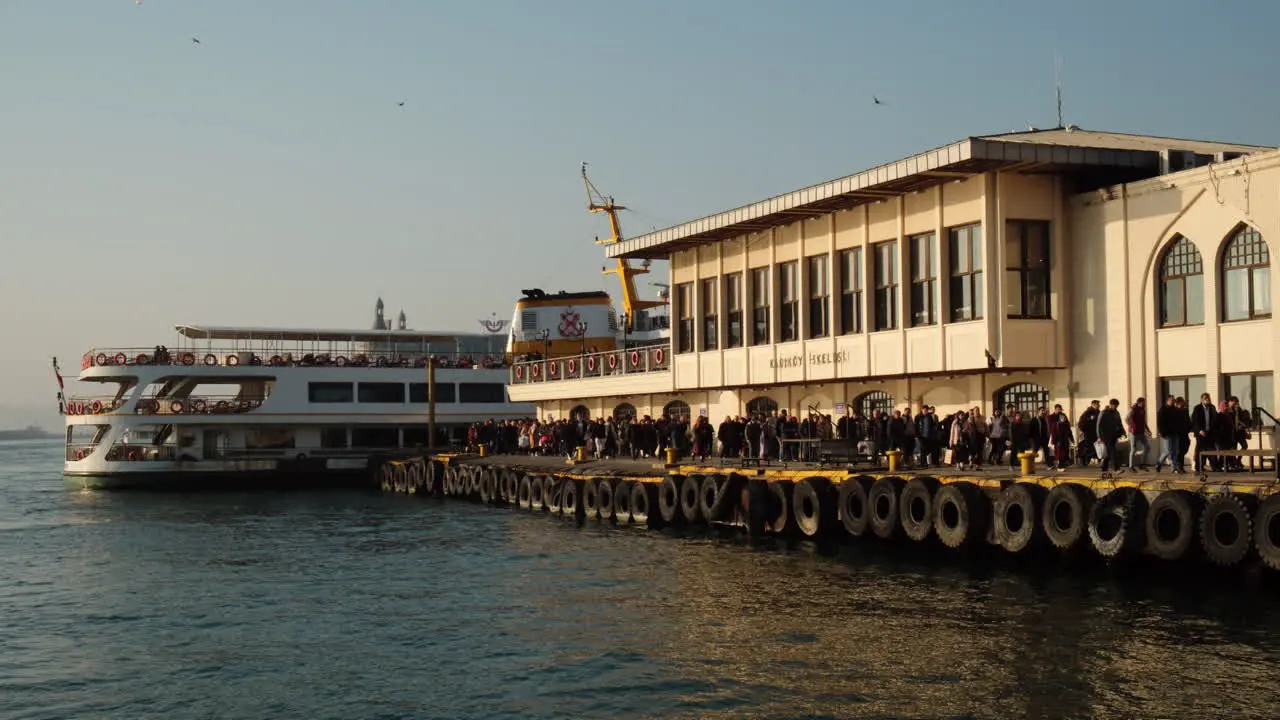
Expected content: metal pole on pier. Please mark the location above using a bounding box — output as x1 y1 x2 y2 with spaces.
427 356 437 451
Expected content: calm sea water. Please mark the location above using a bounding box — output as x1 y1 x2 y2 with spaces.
3 438 1280 719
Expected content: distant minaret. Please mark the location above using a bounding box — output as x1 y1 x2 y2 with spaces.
373 297 387 330
397 309 407 330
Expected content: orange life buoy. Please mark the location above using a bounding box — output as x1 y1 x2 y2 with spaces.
586 356 597 372
65 403 75 416
203 353 217 366
654 348 665 364
192 399 207 414
95 352 107 367
181 352 195 366
114 352 127 365
135 353 149 365
75 401 84 415
629 350 640 368
225 354 240 366
74 448 86 461
270 355 284 366
170 400 185 414
567 358 577 374
531 363 541 377
126 448 140 461
608 354 618 370
515 365 524 379
91 400 104 414
549 362 558 376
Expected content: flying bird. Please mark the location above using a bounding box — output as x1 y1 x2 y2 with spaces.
191 36 201 44
873 96 883 105
398 100 405 107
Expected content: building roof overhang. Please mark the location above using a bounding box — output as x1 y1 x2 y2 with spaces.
606 129 1270 259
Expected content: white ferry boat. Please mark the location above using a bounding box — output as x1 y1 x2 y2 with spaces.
60 322 531 489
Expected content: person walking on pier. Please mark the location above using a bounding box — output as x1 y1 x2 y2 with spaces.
1096 399 1124 472
1077 400 1101 466
1190 393 1217 472
1155 395 1180 473
987 406 1009 466
1126 398 1151 470
1008 411 1031 469
1032 407 1052 466
1048 404 1072 470
967 407 986 471
1174 396 1192 472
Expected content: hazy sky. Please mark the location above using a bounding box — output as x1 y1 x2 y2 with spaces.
3 0 1278 428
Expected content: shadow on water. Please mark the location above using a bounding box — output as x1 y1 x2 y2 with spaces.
4 441 1280 719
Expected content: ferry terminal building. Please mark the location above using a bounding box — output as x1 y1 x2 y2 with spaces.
509 128 1278 448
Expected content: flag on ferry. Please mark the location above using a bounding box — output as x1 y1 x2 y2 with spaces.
52 357 64 390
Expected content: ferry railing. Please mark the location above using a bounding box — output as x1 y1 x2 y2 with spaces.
63 397 126 415
91 444 410 462
65 443 104 461
510 345 671 385
81 349 511 371
63 396 266 416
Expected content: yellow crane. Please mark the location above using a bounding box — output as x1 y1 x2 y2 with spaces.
582 163 666 330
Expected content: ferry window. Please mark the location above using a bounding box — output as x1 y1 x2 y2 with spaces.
701 277 718 351
909 233 937 327
751 267 770 345
1222 225 1271 322
358 382 406 403
725 273 743 348
459 382 506 403
309 382 353 403
521 311 537 331
1005 219 1051 319
807 254 829 338
839 248 863 334
352 427 399 448
676 282 694 354
948 224 984 322
320 427 348 449
778 261 799 342
409 382 456 403
1158 235 1203 327
873 240 898 331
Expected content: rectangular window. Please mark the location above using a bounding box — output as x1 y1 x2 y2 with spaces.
1224 372 1275 425
1160 375 1207 405
320 427 348 449
807 255 829 338
948 224 984 322
358 382 406 403
676 282 694 353
458 382 506 403
520 310 537 331
308 382 353 403
351 427 399 449
873 240 898 331
1006 220 1051 318
751 267 770 345
909 233 937 327
839 248 863 334
778 261 799 342
725 274 743 348
409 382 457 403
701 277 718 351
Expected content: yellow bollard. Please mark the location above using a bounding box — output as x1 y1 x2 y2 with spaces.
1018 451 1035 476
478 443 487 458
665 447 678 465
575 445 588 462
886 449 902 472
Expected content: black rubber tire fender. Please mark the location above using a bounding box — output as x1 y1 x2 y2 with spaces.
428 461 444 496
698 473 733 522
933 482 987 549
598 479 616 522
530 474 545 511
466 466 481 496
680 474 704 524
1253 494 1280 571
561 479 583 521
899 477 939 543
1042 483 1092 551
393 465 408 494
1144 490 1201 561
498 469 514 503
544 477 563 514
613 480 633 524
443 465 459 495
765 480 793 535
658 475 683 525
478 469 493 504
745 479 770 537
995 482 1047 553
1088 486 1149 559
1200 492 1254 567
868 476 904 540
792 476 834 539
582 478 601 519
838 476 873 538
631 482 658 528
517 474 534 510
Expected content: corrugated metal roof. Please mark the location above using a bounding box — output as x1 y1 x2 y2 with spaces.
174 325 457 343
980 128 1269 154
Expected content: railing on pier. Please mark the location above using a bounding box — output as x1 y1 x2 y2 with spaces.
509 346 671 385
81 348 510 371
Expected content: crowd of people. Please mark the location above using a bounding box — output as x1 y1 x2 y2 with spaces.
463 392 1263 473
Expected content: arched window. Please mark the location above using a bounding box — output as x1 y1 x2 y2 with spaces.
995 382 1048 417
569 405 591 422
856 390 893 417
1158 235 1204 327
663 400 690 421
745 396 779 417
1222 225 1271 321
612 402 636 420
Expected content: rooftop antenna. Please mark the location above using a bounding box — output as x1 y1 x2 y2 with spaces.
1054 51 1064 128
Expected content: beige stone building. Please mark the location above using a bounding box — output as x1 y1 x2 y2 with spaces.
509 128 1277 444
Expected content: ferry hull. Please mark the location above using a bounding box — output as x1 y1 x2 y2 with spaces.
63 467 371 491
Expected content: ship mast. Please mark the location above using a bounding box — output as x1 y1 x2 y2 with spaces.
582 164 665 330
